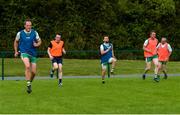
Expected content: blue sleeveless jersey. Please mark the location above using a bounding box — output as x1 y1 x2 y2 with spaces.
18 29 37 57
100 43 113 64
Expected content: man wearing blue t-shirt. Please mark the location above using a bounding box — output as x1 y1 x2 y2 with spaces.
100 36 117 84
14 19 41 93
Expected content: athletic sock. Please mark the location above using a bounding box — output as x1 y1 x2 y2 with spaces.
102 79 105 83
155 74 160 78
27 81 31 86
154 74 158 78
111 68 114 72
30 78 34 82
59 79 62 84
51 69 55 73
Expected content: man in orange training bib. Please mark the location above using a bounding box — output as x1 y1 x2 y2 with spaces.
47 33 66 87
142 31 160 82
157 37 172 79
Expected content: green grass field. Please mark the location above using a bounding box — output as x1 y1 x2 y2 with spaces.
1 77 180 114
1 58 180 76
1 59 180 114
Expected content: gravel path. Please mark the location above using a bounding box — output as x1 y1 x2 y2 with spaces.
2 73 180 81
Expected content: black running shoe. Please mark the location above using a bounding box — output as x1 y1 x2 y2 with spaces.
102 81 105 84
27 85 32 94
111 71 114 75
142 74 146 80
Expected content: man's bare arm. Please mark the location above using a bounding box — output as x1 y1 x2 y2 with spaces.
100 47 111 55
14 39 19 57
63 48 66 54
47 47 53 60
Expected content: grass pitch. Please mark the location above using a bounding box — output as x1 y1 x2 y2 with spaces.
1 59 180 114
0 77 180 114
1 58 180 76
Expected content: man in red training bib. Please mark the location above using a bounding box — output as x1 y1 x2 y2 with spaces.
157 37 172 79
142 31 160 82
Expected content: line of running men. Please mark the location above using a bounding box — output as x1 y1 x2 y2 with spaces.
13 20 172 94
100 32 172 83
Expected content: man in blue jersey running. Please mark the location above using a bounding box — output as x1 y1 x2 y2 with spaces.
100 36 117 84
14 19 42 93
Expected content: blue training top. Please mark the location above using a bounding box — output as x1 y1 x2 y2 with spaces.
100 43 113 64
18 29 38 57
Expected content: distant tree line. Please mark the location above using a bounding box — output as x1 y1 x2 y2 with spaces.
0 0 179 59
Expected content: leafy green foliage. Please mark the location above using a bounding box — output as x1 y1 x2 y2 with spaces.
0 0 179 57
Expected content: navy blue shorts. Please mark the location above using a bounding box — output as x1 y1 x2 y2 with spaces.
52 57 63 64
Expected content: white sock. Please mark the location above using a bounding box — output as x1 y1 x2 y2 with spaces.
111 68 114 72
27 81 31 86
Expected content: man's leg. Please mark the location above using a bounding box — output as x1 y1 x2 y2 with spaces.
109 58 117 73
21 57 32 93
58 64 63 86
101 64 106 84
162 63 168 79
153 58 160 82
142 60 151 80
50 62 58 78
31 63 36 82
158 62 162 73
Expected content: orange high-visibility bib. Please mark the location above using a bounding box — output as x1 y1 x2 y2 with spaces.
50 40 64 57
157 43 170 61
144 38 158 58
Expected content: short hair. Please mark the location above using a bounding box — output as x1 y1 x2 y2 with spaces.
162 37 167 40
56 33 61 36
103 35 109 38
24 19 32 25
55 33 62 38
150 30 156 35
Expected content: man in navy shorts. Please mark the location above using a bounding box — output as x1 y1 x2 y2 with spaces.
47 33 66 86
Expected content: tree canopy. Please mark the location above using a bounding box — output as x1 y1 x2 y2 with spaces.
0 0 179 52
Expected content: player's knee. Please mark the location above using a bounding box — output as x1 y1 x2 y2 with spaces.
113 58 117 63
146 67 151 70
54 65 58 70
158 66 161 71
102 70 106 75
102 67 106 72
25 65 31 71
32 71 36 75
153 60 159 67
158 65 162 69
155 63 159 68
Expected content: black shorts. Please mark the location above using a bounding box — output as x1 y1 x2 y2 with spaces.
52 57 63 64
